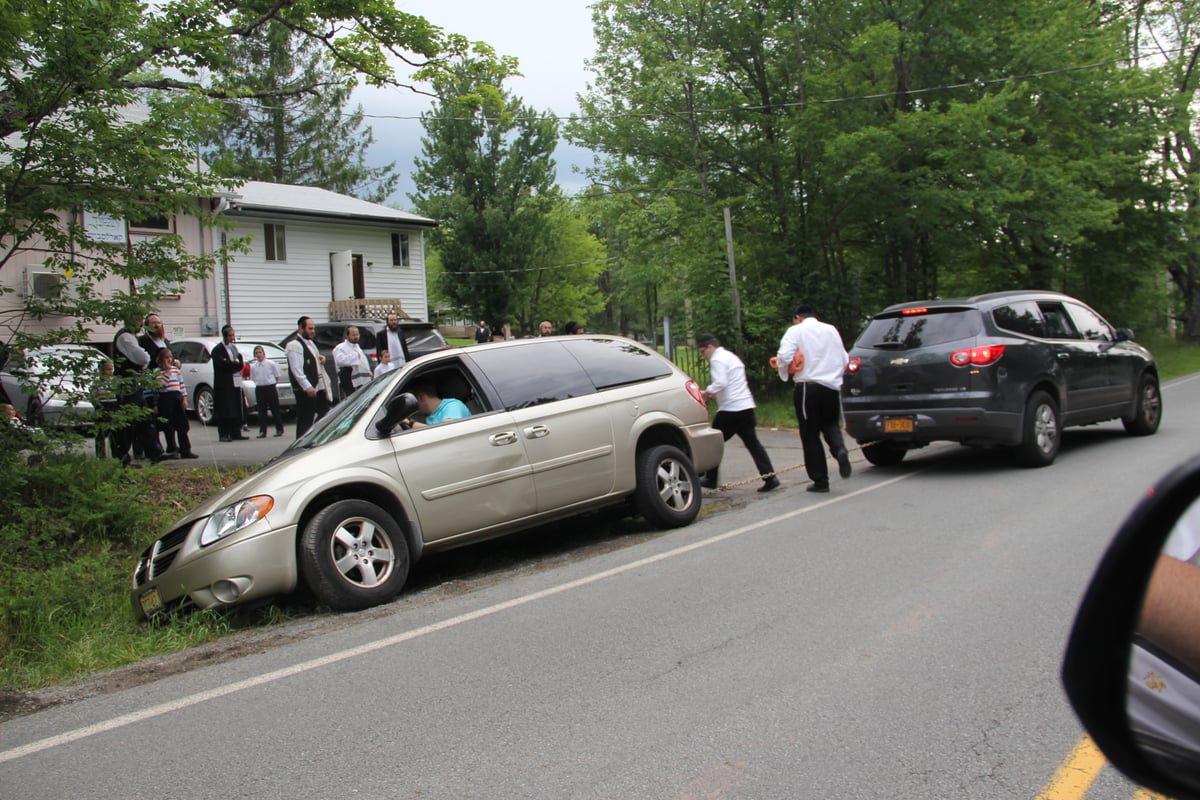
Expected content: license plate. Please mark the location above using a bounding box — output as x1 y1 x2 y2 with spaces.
138 587 164 617
884 417 914 433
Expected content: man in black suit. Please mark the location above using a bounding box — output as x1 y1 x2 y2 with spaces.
211 324 246 442
286 315 330 437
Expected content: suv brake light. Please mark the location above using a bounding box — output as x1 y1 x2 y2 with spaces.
846 356 861 373
901 307 928 316
685 379 706 408
950 344 1005 367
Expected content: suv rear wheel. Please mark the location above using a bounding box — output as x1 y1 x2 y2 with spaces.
1122 373 1162 436
861 440 908 467
635 444 700 528
1016 390 1060 467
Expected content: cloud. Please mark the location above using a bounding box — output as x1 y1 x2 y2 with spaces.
356 0 597 207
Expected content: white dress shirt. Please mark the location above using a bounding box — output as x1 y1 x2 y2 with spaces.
776 317 849 391
705 346 755 412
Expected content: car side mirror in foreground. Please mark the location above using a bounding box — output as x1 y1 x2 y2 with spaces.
375 392 418 434
1062 453 1200 799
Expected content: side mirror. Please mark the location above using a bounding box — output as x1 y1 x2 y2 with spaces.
1115 327 1136 342
375 392 418 434
1062 454 1200 799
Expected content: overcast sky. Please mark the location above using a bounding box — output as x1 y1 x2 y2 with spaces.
356 0 600 208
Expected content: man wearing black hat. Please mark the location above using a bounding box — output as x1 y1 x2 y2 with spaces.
697 333 780 493
776 304 852 492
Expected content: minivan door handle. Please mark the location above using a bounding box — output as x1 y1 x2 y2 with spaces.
523 425 550 439
489 431 519 446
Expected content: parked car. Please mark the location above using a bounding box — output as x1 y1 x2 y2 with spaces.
0 343 109 427
278 318 451 402
841 290 1161 467
131 335 724 619
170 338 296 425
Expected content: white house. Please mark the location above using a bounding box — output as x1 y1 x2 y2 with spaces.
216 181 438 342
0 182 437 349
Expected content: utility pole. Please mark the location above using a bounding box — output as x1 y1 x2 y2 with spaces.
723 207 742 342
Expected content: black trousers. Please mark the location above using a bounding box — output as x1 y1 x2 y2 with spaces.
792 381 847 486
157 391 192 455
256 384 284 434
294 390 329 437
112 390 163 462
710 408 776 483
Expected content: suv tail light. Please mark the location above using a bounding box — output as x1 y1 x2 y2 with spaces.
846 356 861 373
950 344 1006 367
685 379 706 408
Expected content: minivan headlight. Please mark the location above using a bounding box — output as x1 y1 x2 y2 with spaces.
199 496 274 547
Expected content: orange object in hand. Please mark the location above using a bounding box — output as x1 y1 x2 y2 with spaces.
770 352 805 374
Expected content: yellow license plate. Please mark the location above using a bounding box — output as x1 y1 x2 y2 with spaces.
884 418 914 433
138 587 164 617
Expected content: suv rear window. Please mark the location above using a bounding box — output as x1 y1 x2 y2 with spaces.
856 308 982 350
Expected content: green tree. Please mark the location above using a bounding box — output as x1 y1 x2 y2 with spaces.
411 56 574 331
570 0 1165 348
0 0 488 357
200 21 399 203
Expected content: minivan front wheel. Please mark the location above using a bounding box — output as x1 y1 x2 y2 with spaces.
299 499 410 611
1122 373 1162 436
635 444 701 528
1016 390 1060 467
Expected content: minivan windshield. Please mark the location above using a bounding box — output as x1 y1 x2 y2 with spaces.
287 371 397 450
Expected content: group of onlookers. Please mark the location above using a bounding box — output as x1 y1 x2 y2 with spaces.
102 312 196 464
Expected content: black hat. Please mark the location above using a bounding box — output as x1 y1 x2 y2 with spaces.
696 333 719 349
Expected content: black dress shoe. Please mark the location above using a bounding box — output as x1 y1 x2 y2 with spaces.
256 432 267 438
275 430 284 436
835 449 853 479
807 483 830 493
180 452 200 459
758 477 781 493
219 435 232 442
699 478 718 490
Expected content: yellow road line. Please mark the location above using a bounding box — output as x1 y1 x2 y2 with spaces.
1036 736 1107 800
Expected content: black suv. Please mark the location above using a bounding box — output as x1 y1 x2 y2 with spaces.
841 290 1161 467
279 319 450 402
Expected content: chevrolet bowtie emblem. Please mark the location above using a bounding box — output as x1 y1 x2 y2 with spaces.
890 357 909 366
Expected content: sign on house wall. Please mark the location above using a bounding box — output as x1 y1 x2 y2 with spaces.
83 210 126 244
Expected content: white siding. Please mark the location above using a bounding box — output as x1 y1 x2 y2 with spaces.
220 217 430 343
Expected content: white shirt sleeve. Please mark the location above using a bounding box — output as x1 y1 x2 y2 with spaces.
776 325 802 382
286 341 312 392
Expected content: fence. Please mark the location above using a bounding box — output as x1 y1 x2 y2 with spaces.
328 299 413 321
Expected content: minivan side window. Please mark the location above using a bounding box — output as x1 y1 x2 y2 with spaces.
1038 303 1080 339
992 301 1046 337
470 344 595 410
560 338 673 389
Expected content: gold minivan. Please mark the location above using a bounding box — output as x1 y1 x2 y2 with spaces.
132 335 724 618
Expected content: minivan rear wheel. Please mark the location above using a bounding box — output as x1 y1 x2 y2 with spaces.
299 499 410 610
635 444 700 528
1122 373 1162 436
1016 390 1060 467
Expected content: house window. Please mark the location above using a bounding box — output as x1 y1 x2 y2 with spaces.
265 224 287 261
392 232 410 267
129 215 172 233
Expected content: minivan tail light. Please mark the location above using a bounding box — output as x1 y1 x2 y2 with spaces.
950 344 1006 367
685 379 706 408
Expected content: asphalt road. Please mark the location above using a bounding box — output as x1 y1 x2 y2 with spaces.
5 376 1200 798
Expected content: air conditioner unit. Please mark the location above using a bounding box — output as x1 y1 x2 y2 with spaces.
24 269 65 300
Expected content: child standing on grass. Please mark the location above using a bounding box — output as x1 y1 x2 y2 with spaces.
154 348 196 459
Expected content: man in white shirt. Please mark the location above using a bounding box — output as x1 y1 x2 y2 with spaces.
698 333 779 493
286 316 331 437
379 313 407 370
777 304 851 493
332 326 373 397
